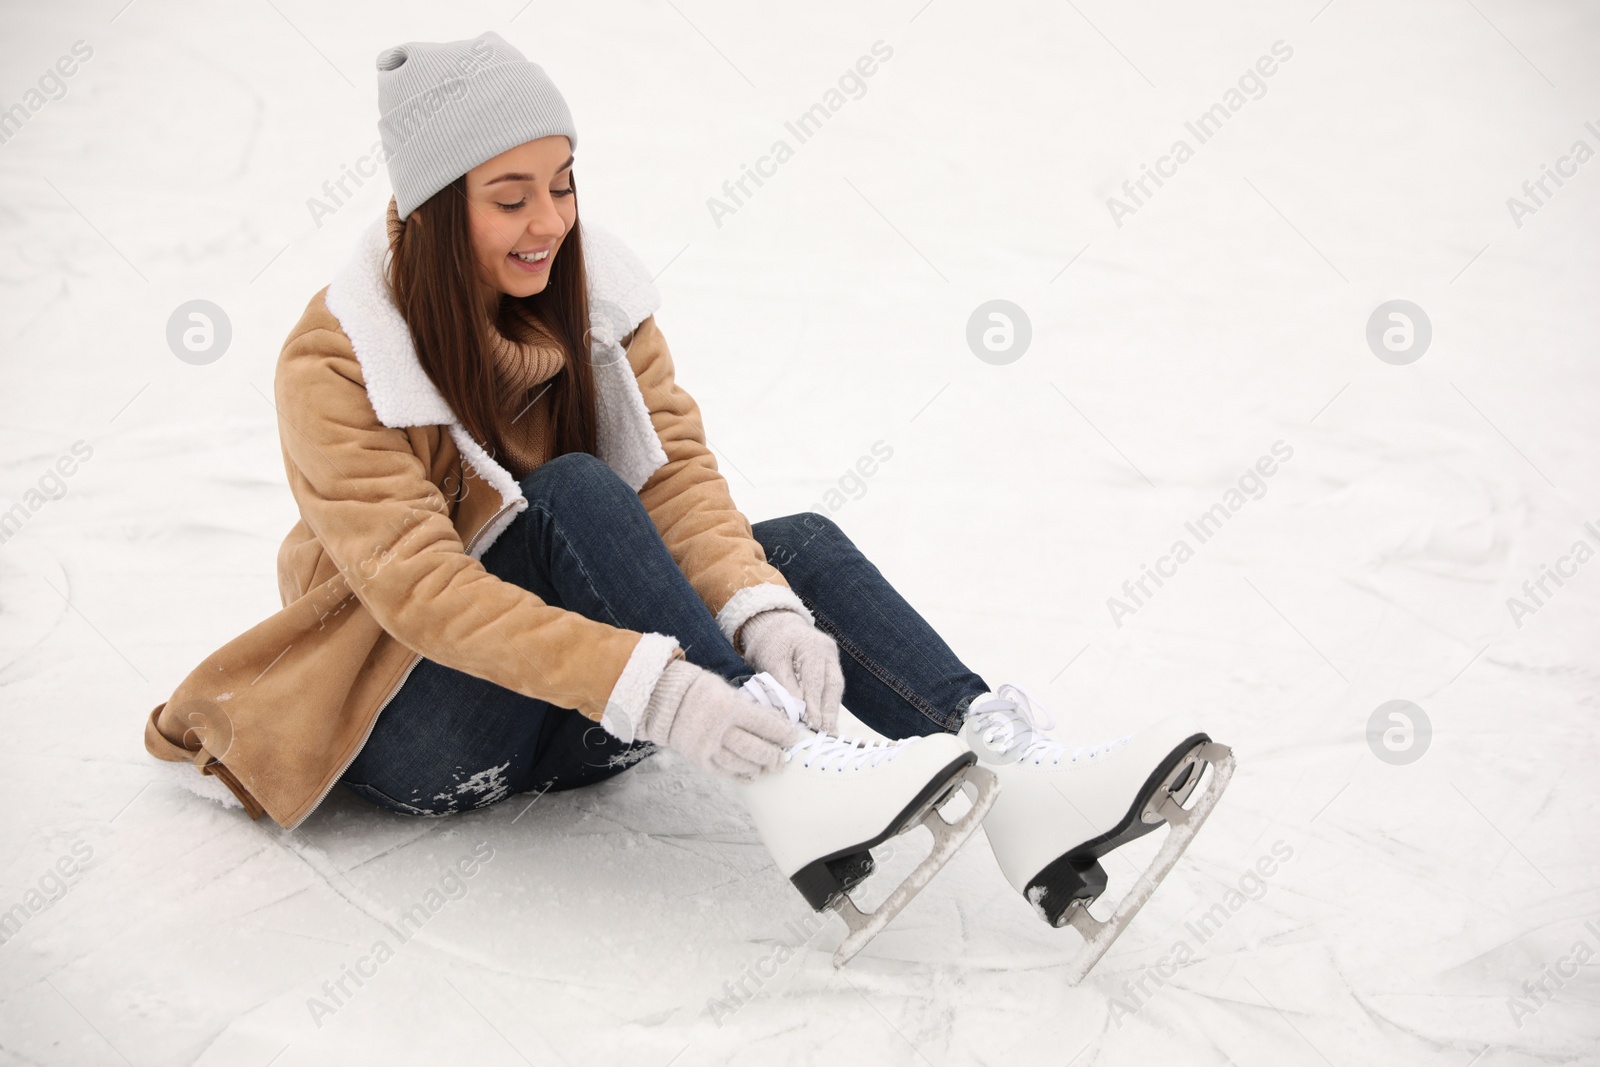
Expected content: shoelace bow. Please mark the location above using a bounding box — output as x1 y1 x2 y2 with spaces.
968 683 1132 765
739 672 912 772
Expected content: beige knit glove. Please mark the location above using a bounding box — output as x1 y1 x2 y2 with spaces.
735 609 843 734
639 660 801 780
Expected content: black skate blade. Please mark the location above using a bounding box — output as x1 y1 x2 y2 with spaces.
1026 733 1214 928
1059 742 1236 985
831 762 1000 967
791 851 875 911
788 751 977 912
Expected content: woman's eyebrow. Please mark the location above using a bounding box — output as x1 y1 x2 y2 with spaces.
484 155 575 185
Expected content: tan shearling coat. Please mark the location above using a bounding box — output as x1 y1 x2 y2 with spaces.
142 209 812 829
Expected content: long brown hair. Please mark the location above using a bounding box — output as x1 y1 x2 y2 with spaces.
386 174 598 466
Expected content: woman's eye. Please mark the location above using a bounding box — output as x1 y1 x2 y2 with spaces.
497 189 572 208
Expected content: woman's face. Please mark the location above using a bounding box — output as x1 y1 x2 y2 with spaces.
464 135 575 310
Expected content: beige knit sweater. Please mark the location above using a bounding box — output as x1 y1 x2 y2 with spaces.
487 302 564 479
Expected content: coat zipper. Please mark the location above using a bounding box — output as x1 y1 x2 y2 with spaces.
284 495 520 831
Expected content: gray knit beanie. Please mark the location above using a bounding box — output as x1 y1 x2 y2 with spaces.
375 30 577 220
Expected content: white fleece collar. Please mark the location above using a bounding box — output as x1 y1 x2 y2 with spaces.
323 215 670 558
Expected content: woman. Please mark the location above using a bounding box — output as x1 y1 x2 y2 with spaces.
143 30 1232 974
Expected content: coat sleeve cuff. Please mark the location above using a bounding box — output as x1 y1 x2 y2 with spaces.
714 582 813 648
600 632 682 743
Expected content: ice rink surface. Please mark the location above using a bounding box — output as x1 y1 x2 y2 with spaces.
1 1 1597 1064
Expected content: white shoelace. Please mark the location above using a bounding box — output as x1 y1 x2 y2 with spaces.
967 683 1132 766
740 672 913 772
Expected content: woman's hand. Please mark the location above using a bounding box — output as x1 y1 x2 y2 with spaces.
736 609 844 734
639 660 800 779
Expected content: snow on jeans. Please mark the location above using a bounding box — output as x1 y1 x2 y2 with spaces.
339 451 993 817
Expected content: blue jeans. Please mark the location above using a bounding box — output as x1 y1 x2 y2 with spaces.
340 452 992 817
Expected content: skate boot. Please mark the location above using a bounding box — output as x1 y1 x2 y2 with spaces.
958 683 1235 984
736 672 1000 966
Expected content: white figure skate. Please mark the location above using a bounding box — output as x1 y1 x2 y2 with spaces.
960 684 1235 984
737 672 1000 966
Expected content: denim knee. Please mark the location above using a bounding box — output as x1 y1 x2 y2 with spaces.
519 451 632 515
752 511 842 567
755 510 840 541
